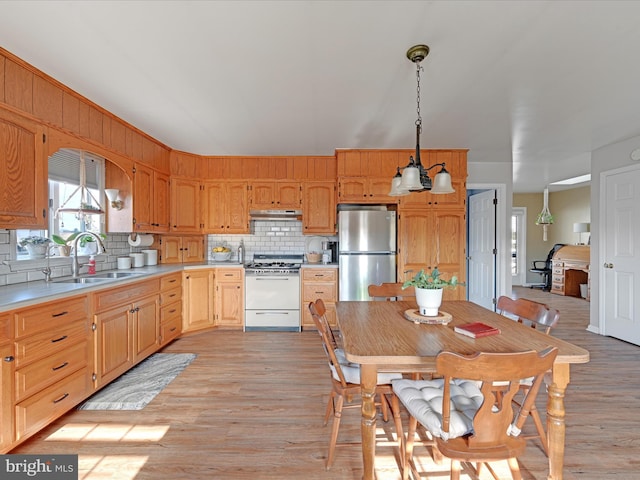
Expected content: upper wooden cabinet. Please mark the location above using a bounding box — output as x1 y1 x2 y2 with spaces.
302 181 336 234
0 109 47 228
133 163 170 232
337 177 396 204
202 181 249 233
249 181 301 210
170 177 201 233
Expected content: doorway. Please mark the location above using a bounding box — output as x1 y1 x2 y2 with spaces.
511 207 527 286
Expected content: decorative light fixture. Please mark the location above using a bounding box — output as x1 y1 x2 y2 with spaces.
105 189 124 210
573 222 590 245
55 151 105 225
389 44 455 197
535 186 554 241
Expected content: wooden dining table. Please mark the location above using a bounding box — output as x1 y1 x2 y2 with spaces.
335 300 590 480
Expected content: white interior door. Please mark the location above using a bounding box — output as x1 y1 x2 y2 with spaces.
468 190 496 310
601 164 640 345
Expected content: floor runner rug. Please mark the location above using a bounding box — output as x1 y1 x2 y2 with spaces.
78 353 197 410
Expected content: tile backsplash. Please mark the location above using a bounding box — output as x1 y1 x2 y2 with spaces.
0 221 337 286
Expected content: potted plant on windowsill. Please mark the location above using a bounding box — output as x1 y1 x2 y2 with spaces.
51 232 106 256
19 236 51 259
402 268 465 316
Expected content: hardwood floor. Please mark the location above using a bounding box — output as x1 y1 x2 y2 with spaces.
12 288 639 479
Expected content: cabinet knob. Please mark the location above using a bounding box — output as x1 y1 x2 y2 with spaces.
3 356 14 362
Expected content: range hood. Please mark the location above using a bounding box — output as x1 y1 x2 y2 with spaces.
249 209 302 221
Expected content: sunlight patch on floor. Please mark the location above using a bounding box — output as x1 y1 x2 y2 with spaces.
45 423 170 442
79 455 148 480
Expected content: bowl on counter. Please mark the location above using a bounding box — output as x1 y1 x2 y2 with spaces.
307 252 322 263
212 251 232 262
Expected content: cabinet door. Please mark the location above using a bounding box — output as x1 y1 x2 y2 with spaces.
153 171 170 231
94 306 133 387
338 178 367 202
302 182 336 234
183 270 214 332
0 109 47 228
171 178 201 233
1 342 14 452
215 281 244 327
133 295 159 363
182 236 204 263
277 181 301 208
133 163 154 231
160 236 183 264
226 182 249 233
250 182 276 209
202 182 226 233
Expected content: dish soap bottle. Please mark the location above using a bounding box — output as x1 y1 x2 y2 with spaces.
88 255 96 274
237 240 245 264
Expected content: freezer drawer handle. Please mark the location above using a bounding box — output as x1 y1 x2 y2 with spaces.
254 312 291 315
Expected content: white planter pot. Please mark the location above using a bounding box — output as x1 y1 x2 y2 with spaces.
415 287 443 316
25 244 48 259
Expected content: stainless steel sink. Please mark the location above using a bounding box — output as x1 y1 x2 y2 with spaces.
92 272 142 279
54 277 110 284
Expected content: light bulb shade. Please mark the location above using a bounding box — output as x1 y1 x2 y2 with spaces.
399 165 423 191
430 171 455 194
573 222 590 233
105 189 119 202
388 175 409 196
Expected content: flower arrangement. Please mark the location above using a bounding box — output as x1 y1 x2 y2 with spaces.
402 268 465 290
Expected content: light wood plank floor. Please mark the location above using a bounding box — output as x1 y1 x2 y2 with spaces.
13 288 640 479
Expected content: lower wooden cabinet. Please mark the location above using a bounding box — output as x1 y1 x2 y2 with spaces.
182 269 215 333
1 339 14 453
160 272 182 345
214 268 244 328
301 268 338 329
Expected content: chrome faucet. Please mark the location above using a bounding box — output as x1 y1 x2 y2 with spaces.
72 232 106 277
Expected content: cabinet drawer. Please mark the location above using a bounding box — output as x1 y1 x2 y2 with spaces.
552 266 564 275
15 322 88 368
302 269 337 282
216 269 243 282
303 283 337 302
15 367 89 441
160 287 182 306
15 340 88 402
552 274 564 284
15 296 88 338
551 284 564 294
160 315 181 345
93 279 160 312
161 301 182 324
161 272 182 291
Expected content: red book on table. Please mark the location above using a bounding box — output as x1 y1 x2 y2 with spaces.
454 322 501 338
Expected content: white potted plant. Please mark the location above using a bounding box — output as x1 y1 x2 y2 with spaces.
402 268 465 316
19 236 51 259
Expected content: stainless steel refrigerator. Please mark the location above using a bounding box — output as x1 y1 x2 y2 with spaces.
338 209 397 301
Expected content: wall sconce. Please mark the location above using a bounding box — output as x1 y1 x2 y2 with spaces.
573 222 590 245
105 189 124 210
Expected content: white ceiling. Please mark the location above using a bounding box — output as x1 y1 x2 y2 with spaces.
2 1 640 193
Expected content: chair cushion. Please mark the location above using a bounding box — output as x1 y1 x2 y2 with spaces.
392 378 483 441
332 348 402 385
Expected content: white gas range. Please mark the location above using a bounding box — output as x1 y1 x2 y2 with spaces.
244 253 303 332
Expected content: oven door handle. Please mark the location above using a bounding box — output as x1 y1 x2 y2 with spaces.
252 277 294 280
253 311 292 315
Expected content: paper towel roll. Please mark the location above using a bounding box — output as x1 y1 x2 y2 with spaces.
128 233 154 247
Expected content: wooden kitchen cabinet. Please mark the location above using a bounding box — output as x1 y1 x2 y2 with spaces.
133 162 170 232
183 269 215 333
337 177 396 204
398 209 466 301
159 272 182 346
250 181 301 210
301 268 338 328
0 108 47 228
170 177 201 233
302 181 336 234
92 279 160 388
1 314 14 453
202 181 249 233
13 296 92 441
214 268 244 328
159 235 205 264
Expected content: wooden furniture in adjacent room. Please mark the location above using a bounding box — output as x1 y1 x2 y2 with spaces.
335 300 590 480
368 283 416 301
550 245 590 300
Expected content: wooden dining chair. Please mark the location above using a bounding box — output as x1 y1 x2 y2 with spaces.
368 282 416 301
496 296 560 455
308 299 404 469
392 347 558 480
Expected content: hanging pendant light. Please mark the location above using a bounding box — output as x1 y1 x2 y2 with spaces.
389 44 457 196
535 186 554 241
